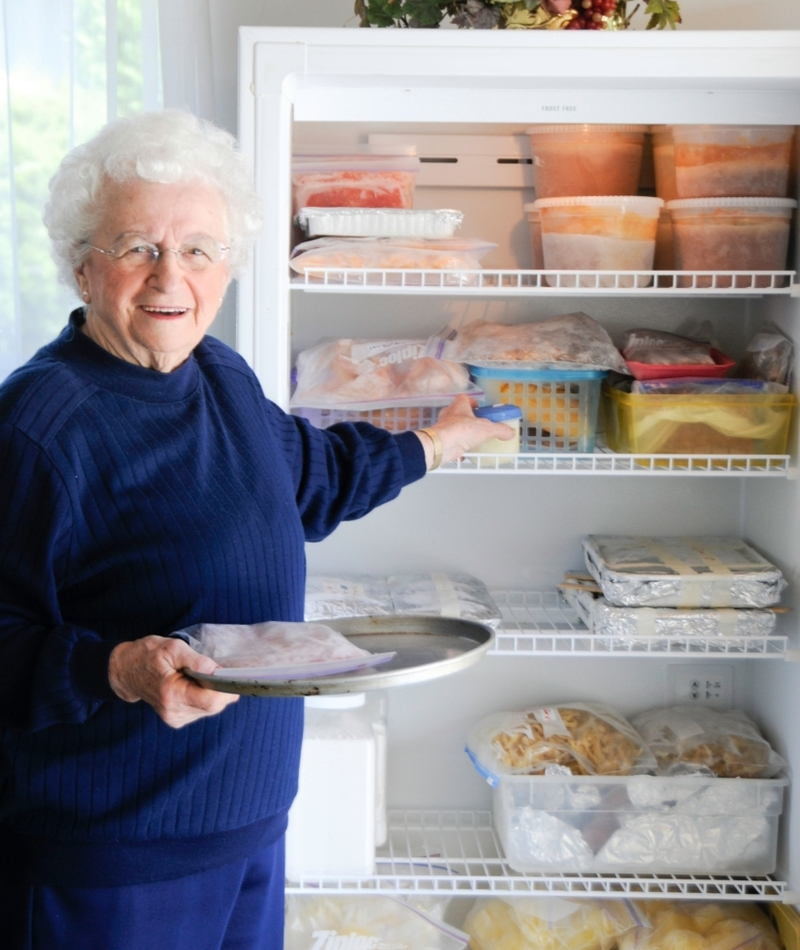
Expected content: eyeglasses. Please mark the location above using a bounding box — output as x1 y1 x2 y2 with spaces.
84 234 230 273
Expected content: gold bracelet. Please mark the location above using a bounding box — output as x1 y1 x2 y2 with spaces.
419 427 443 471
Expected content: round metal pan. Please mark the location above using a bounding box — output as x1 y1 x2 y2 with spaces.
185 615 494 697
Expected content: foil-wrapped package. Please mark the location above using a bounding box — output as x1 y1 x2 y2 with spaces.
561 583 776 639
583 536 786 608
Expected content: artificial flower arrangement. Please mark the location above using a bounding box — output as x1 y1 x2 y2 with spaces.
354 0 681 31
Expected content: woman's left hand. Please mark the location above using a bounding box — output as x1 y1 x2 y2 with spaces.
416 394 516 469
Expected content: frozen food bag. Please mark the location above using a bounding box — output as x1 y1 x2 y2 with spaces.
583 536 787 609
290 338 481 409
620 901 781 950
736 328 794 386
466 702 657 780
174 620 394 680
304 574 393 621
289 236 495 275
284 895 468 950
559 584 777 640
631 705 786 778
388 572 502 629
295 206 463 239
465 897 646 950
426 312 628 373
631 378 787 394
621 329 716 366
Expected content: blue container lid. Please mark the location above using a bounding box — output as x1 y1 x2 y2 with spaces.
469 364 607 381
474 404 523 422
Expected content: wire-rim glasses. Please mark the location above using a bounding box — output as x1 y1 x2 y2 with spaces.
84 234 231 273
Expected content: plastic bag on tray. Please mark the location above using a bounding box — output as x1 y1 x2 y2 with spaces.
619 901 781 950
175 620 394 679
631 705 786 778
290 338 480 409
426 312 628 373
284 895 469 950
464 897 646 950
289 236 495 275
466 702 657 780
388 572 501 629
622 329 716 366
631 378 787 395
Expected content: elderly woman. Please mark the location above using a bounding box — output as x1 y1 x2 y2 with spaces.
0 111 509 950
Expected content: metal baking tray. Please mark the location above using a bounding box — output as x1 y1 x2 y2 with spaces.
185 615 494 697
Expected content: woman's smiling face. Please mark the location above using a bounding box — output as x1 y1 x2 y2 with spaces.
75 178 231 372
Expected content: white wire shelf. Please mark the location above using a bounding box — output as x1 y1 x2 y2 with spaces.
291 269 797 296
489 591 789 659
436 450 791 477
284 810 787 899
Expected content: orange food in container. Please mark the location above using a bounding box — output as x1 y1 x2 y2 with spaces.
534 196 664 287
671 125 794 199
291 154 420 213
526 125 647 198
666 197 797 288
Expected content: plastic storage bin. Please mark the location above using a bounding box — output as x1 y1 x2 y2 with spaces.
603 385 796 455
470 365 606 453
526 125 647 198
534 196 663 287
671 125 794 198
666 197 796 287
492 772 787 874
291 153 420 213
293 403 445 433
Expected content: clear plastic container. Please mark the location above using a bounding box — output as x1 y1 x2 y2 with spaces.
603 384 796 456
534 196 664 287
666 197 797 288
469 365 606 453
526 124 647 198
651 126 678 203
293 403 444 433
291 153 420 213
523 203 544 268
286 693 378 880
671 125 794 198
473 404 522 465
491 772 787 874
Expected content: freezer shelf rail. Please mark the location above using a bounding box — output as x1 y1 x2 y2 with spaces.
291 269 797 296
284 809 788 900
489 591 789 658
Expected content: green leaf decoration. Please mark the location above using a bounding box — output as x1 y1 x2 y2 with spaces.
644 0 681 29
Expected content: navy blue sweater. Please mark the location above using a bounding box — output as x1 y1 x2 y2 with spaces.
0 312 425 886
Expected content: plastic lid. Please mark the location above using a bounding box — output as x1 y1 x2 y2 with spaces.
305 693 366 709
534 196 664 211
666 197 798 210
474 404 523 422
523 203 539 213
526 124 648 135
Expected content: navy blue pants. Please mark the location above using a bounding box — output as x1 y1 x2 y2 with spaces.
4 835 285 950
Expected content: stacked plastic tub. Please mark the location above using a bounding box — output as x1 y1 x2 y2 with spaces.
525 125 663 285
653 125 797 286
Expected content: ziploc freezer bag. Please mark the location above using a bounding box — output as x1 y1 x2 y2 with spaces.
618 901 781 950
284 895 468 950
559 584 776 640
174 621 394 680
583 536 786 608
466 702 656 781
465 897 645 950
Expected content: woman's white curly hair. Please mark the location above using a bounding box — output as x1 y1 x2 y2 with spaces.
44 110 262 291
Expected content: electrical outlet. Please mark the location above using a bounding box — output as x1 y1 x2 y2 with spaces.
667 664 734 709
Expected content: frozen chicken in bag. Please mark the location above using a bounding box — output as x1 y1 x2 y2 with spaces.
619 901 781 950
175 620 394 679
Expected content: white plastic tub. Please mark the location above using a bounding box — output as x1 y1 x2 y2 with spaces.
671 125 794 198
492 772 787 875
534 196 663 287
666 197 797 286
527 124 647 198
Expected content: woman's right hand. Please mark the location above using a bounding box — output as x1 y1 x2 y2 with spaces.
108 636 239 728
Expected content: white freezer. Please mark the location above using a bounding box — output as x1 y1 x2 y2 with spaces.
238 26 800 904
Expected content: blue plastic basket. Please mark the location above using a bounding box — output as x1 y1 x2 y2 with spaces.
469 365 607 453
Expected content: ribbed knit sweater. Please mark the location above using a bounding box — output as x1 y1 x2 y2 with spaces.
0 311 425 886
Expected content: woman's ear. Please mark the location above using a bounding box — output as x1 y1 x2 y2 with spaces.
75 265 90 303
